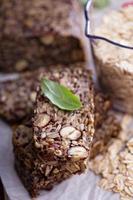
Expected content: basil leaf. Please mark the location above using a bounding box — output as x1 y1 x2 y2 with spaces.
41 78 82 111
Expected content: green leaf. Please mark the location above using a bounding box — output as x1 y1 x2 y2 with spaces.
41 78 82 111
94 0 110 9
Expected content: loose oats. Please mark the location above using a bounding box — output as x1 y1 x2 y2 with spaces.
90 115 133 200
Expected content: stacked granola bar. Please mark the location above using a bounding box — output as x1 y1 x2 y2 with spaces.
90 92 121 159
0 66 111 124
0 63 92 123
12 92 121 197
0 0 86 72
0 68 43 122
13 65 95 197
91 112 121 159
0 63 121 196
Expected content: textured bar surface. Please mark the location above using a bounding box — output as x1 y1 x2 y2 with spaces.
91 112 121 159
91 92 121 158
13 123 90 197
0 63 90 123
13 66 95 197
94 92 111 128
33 66 94 162
12 83 121 197
0 72 38 122
0 0 86 72
13 112 121 197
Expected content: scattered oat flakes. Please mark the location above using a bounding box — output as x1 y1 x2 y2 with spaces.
90 128 133 200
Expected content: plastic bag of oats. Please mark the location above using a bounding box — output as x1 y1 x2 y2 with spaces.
85 0 133 114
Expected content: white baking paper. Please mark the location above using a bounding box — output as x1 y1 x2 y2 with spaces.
0 119 120 200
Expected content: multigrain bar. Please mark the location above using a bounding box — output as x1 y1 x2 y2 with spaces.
13 77 120 196
0 64 121 194
0 65 111 124
91 112 121 159
0 0 86 72
91 92 121 159
33 66 94 163
13 123 90 197
0 69 42 122
13 66 95 197
0 63 90 123
0 72 38 122
94 92 111 128
0 65 121 156
13 112 121 197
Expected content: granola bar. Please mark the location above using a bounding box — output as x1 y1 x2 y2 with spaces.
13 123 89 197
13 66 95 197
13 111 121 196
94 92 111 128
33 66 94 161
91 112 121 159
0 70 39 122
0 63 90 123
0 0 86 72
91 92 121 159
93 6 133 114
13 69 120 196
13 116 121 197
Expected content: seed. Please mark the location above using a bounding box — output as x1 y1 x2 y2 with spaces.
68 146 88 158
40 35 54 45
30 92 37 102
60 126 81 140
34 114 50 128
46 132 59 139
15 60 28 71
40 132 46 139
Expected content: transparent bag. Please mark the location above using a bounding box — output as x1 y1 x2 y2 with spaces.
85 0 133 49
85 0 133 114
